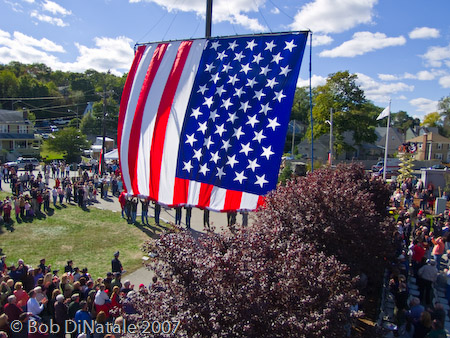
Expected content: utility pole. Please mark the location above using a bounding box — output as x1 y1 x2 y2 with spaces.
291 120 296 158
329 108 333 166
206 0 213 38
101 80 107 176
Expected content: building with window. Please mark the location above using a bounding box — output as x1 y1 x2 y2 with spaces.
0 109 39 163
406 132 450 162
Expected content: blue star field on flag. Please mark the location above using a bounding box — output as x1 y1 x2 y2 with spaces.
175 33 308 196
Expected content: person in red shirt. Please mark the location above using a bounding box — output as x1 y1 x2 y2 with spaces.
119 192 127 219
412 240 426 276
2 201 11 223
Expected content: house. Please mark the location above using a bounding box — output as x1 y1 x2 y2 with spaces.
0 109 39 163
406 132 450 162
87 136 115 160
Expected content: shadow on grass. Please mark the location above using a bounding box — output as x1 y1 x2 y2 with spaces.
46 208 55 216
35 212 47 220
81 206 91 212
133 222 158 238
102 196 114 203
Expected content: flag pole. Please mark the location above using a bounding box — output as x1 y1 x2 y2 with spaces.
382 99 391 181
206 0 213 38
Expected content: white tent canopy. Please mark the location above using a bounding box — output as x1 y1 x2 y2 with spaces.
104 148 118 160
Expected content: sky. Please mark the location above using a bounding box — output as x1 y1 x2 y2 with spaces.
0 0 449 120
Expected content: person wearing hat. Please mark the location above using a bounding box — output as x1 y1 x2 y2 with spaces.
111 272 122 290
111 251 123 274
38 258 50 274
0 256 6 274
418 259 438 305
64 260 74 274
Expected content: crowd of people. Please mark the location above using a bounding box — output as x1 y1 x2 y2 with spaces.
0 251 164 338
0 161 123 225
387 180 450 337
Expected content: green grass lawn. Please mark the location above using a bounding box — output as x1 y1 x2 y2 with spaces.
0 191 164 279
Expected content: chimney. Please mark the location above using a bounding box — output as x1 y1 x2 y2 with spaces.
23 110 28 120
422 134 427 161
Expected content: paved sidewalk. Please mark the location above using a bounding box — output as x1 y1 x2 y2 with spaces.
2 168 253 287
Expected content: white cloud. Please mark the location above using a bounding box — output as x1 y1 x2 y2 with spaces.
129 0 266 31
0 29 133 75
30 10 68 27
409 98 438 113
5 0 24 12
22 0 34 3
397 95 407 100
313 34 333 46
297 74 327 88
290 0 377 33
378 74 399 81
270 7 280 14
439 75 450 88
356 73 414 103
409 27 440 39
42 0 71 16
378 70 445 81
13 31 65 52
422 43 450 68
65 36 134 75
320 32 406 58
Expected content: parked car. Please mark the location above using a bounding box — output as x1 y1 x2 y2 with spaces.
78 162 93 170
5 157 40 171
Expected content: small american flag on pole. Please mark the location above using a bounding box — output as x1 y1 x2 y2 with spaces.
118 32 308 212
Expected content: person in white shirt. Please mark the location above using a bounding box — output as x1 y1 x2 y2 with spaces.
27 289 47 317
94 284 110 306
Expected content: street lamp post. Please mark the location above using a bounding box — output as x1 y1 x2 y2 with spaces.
325 108 333 166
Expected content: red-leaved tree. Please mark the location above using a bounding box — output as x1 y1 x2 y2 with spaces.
124 225 360 337
256 163 395 282
122 163 393 337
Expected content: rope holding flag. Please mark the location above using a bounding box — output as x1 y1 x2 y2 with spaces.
118 32 309 212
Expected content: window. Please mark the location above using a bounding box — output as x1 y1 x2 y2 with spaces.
435 153 443 160
0 125 7 133
15 140 27 149
437 143 443 150
18 125 28 134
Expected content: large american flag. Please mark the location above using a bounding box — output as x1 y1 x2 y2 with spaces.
118 32 308 212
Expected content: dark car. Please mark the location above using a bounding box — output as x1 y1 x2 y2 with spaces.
78 162 92 170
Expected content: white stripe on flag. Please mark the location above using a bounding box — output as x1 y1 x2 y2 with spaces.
240 192 260 211
158 39 207 205
135 41 182 197
120 45 155 195
187 180 201 206
209 186 227 211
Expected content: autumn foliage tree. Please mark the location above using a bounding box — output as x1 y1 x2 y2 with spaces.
123 164 394 337
257 163 395 282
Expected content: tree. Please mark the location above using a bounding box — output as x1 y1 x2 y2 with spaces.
421 112 442 128
438 94 450 136
391 110 420 141
257 163 395 282
123 164 393 337
45 127 90 163
126 224 360 337
311 71 378 155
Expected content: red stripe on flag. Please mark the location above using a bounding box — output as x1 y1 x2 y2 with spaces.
118 45 146 193
149 40 193 200
128 43 168 195
198 183 214 208
223 190 243 212
257 195 266 209
173 177 189 205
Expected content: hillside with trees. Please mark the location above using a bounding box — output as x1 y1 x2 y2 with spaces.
0 61 125 139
